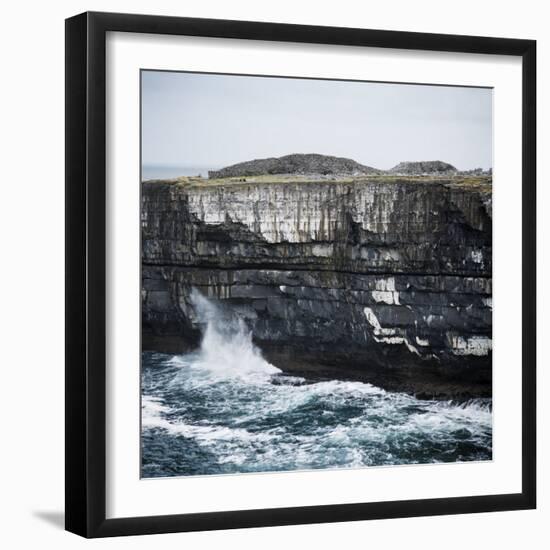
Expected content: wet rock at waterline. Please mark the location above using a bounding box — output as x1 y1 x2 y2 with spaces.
141 175 492 399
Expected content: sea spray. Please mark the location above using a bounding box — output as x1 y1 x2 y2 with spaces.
189 288 281 382
141 293 493 477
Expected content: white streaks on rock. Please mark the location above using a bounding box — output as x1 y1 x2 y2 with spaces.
364 307 419 355
415 336 430 347
185 182 398 244
363 307 382 332
372 278 401 305
447 334 492 356
470 249 484 264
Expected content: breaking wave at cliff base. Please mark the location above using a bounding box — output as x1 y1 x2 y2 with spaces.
141 292 492 477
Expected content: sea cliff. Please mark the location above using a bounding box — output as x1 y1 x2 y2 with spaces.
142 176 492 398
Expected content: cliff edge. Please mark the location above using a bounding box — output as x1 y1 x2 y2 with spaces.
142 174 492 399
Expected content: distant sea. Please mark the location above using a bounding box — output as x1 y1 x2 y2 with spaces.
142 165 220 181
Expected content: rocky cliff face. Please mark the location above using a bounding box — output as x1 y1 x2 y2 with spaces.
142 177 492 398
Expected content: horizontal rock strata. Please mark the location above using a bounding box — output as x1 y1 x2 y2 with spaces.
142 177 492 399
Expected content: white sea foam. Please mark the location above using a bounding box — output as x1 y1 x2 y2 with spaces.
142 395 278 446
188 289 281 383
141 294 492 475
141 395 173 431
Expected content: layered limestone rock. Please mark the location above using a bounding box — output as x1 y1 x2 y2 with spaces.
142 177 492 398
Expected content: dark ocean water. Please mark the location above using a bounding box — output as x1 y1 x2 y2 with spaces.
141 292 492 478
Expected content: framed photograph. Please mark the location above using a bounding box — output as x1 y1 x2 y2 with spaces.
65 11 536 538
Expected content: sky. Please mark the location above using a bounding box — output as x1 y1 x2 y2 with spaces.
141 70 493 172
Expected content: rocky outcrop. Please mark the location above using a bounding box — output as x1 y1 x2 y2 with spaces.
389 160 458 175
208 153 379 179
208 154 491 179
142 177 492 399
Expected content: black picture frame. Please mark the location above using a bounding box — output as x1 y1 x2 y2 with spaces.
65 11 536 538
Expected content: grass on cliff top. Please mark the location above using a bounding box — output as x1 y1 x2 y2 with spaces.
142 173 492 191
